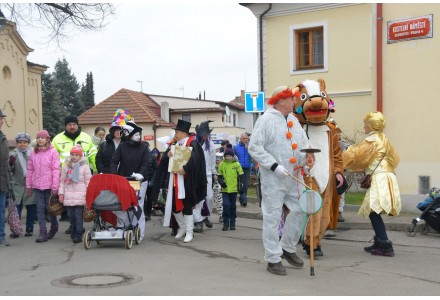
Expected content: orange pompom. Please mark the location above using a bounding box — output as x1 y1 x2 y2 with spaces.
292 143 298 150
287 121 294 128
289 157 297 164
286 131 293 139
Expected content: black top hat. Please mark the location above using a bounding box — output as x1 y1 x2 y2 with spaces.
173 119 191 134
195 120 213 136
0 109 6 117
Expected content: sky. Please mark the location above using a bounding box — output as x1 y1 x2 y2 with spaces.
16 2 259 104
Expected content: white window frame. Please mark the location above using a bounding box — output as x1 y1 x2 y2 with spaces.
290 21 328 75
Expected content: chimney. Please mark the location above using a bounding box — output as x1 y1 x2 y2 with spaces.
160 101 170 122
240 90 245 103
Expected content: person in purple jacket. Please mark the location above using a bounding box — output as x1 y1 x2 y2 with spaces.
26 130 60 243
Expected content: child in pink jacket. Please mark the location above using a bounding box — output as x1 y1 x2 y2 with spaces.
59 145 92 243
26 130 60 243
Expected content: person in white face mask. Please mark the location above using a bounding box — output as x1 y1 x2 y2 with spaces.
111 121 157 241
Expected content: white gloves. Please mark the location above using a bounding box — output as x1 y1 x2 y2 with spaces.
131 172 144 181
274 165 288 177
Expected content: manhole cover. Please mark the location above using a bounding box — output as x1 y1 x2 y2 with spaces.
52 273 142 288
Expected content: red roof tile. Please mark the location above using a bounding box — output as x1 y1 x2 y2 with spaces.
78 89 173 128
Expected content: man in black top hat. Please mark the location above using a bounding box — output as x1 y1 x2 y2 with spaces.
154 119 207 243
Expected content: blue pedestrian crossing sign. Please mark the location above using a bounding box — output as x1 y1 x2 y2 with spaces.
245 92 265 113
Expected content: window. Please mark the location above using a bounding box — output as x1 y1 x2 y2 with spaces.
182 113 191 123
290 22 327 74
296 27 323 69
233 113 236 127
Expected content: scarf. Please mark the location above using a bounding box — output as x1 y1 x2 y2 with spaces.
66 161 81 183
16 147 31 178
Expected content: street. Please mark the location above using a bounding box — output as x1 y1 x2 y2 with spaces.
1 215 440 296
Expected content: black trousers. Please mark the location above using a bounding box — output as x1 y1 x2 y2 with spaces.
369 212 388 241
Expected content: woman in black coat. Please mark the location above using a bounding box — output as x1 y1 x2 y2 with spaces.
95 126 122 174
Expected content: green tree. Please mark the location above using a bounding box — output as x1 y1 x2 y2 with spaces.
81 72 95 112
53 57 84 116
41 72 65 137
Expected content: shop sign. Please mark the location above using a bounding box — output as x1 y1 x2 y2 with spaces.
143 135 154 140
387 14 433 44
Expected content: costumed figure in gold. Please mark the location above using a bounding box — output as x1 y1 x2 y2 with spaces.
343 111 401 256
293 79 345 257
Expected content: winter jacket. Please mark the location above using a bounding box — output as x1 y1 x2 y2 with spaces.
9 147 35 205
26 144 60 191
217 158 244 193
52 129 97 172
59 157 92 206
110 141 152 182
96 134 117 174
0 130 11 192
203 140 217 176
233 141 252 168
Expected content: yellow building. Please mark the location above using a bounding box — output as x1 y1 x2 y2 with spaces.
244 3 440 194
0 20 47 146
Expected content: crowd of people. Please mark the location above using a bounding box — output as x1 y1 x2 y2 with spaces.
0 96 402 277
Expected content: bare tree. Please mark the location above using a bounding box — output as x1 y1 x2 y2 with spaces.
0 3 115 45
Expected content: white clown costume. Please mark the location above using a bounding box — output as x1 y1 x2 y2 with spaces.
249 87 310 265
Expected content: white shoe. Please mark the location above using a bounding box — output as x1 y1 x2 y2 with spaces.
324 230 336 238
173 212 186 239
183 215 194 243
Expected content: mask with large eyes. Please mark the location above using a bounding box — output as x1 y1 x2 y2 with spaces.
294 79 331 125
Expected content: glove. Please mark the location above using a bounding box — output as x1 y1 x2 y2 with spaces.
26 188 33 197
131 172 144 181
8 180 15 190
274 165 288 177
51 189 58 196
218 175 227 188
59 195 64 202
9 155 16 167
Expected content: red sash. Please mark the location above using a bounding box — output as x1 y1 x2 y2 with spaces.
173 135 194 211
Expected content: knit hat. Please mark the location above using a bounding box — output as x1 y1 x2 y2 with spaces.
224 144 234 157
15 132 31 143
65 115 79 126
70 144 83 156
36 130 50 139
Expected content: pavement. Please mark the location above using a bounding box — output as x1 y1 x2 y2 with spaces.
235 193 427 232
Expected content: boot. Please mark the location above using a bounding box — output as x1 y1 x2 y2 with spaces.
364 236 380 253
36 228 48 243
173 212 186 239
194 221 204 233
183 215 194 243
338 212 345 222
48 225 59 239
371 240 395 257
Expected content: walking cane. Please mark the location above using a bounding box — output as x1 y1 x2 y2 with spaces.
285 147 322 276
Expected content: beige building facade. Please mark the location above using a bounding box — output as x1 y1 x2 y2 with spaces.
0 21 47 145
244 3 440 194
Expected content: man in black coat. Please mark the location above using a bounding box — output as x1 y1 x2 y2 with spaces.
156 119 207 243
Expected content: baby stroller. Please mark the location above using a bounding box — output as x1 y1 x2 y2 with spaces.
83 174 142 249
405 187 440 237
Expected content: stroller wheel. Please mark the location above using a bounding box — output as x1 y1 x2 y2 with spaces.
134 227 141 245
420 223 430 235
405 224 417 237
83 231 92 249
125 230 133 249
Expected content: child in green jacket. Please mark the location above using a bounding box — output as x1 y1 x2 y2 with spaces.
217 144 244 231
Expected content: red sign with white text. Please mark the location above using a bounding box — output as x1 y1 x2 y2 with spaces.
143 135 154 141
387 15 433 44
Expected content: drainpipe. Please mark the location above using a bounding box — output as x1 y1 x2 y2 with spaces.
259 4 272 92
376 3 383 112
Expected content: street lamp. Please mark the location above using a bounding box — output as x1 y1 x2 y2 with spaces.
137 80 143 92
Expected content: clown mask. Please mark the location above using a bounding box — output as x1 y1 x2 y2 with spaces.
131 132 141 142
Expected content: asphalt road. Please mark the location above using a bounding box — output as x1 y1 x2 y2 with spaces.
1 215 439 296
